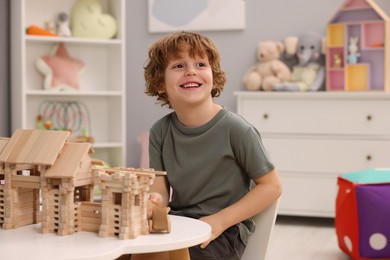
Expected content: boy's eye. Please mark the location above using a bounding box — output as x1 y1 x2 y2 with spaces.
197 62 207 67
173 63 184 69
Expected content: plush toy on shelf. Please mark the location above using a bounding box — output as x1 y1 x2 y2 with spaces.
273 32 325 92
71 0 118 39
35 43 85 91
242 41 291 91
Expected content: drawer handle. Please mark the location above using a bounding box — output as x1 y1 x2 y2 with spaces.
366 115 372 121
263 113 269 119
366 155 372 161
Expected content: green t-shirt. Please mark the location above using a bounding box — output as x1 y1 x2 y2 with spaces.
149 107 275 244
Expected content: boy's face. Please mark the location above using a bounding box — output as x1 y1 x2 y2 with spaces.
162 50 213 110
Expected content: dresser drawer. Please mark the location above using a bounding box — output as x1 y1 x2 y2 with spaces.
277 171 337 217
238 97 390 135
263 136 390 173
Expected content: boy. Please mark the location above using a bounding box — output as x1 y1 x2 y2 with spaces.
133 31 282 260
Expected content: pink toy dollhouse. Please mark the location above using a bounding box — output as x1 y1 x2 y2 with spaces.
326 0 390 91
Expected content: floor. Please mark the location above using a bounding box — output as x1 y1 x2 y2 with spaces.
267 216 350 260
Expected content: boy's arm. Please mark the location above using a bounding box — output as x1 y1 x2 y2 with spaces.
199 169 282 248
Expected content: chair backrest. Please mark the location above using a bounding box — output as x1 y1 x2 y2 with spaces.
242 199 280 260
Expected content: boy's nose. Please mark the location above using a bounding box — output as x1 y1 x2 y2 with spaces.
185 66 196 76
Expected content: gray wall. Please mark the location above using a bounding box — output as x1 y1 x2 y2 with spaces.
125 0 344 167
0 0 10 137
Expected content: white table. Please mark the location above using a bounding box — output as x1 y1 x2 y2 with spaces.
0 215 211 260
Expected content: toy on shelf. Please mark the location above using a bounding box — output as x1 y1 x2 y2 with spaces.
333 53 343 69
45 21 57 35
36 100 94 143
273 32 325 92
26 25 59 37
57 12 72 37
36 43 85 91
0 129 169 240
347 37 360 64
71 0 118 39
242 41 291 91
326 0 390 91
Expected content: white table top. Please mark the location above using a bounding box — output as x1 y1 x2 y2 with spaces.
0 215 211 260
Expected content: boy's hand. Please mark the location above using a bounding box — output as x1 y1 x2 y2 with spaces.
198 214 226 249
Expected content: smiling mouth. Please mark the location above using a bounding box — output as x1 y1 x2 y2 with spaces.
181 83 201 88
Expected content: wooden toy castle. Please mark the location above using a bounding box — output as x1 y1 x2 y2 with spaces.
326 0 390 91
0 129 168 239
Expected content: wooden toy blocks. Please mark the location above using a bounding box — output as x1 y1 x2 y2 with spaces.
0 129 169 240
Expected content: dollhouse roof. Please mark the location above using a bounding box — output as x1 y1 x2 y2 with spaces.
0 138 9 155
0 129 69 165
45 142 91 178
330 0 390 23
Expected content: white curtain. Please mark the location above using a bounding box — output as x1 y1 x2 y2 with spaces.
0 0 10 136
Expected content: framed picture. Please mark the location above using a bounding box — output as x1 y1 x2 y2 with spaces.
148 0 245 33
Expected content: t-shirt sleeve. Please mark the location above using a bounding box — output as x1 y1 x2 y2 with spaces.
149 126 165 171
233 125 275 180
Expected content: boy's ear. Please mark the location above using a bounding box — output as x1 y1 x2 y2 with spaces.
157 85 165 94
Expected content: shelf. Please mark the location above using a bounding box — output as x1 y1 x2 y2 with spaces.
26 90 123 96
326 3 387 92
362 21 385 49
25 35 122 45
345 64 369 91
327 24 345 47
11 0 126 167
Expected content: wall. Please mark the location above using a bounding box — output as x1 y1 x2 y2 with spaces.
0 0 10 137
125 0 344 167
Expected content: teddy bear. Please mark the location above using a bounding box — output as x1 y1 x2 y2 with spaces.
242 41 291 91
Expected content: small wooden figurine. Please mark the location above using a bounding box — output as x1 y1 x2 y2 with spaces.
334 53 343 68
149 206 171 233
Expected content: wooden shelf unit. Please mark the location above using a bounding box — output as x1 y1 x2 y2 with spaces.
326 0 388 91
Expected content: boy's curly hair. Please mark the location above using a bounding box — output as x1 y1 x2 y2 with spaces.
144 31 227 108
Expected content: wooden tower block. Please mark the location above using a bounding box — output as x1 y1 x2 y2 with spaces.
57 187 75 236
0 185 4 226
2 164 16 229
98 188 111 238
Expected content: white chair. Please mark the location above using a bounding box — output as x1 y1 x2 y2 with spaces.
242 198 280 260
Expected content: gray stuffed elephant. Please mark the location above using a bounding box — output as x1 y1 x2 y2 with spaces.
274 32 325 91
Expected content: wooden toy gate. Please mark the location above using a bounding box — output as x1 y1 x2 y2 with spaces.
79 202 102 232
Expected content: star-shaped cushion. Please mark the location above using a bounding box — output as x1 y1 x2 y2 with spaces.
36 43 85 91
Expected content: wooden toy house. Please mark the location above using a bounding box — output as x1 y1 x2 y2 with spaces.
0 129 94 234
0 129 167 240
0 137 10 224
94 168 157 239
326 0 390 91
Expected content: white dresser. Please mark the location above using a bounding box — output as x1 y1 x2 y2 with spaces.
235 91 390 217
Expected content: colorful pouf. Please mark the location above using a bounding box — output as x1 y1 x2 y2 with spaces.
336 168 390 259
